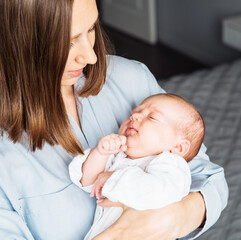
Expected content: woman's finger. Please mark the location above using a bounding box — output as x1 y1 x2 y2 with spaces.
120 145 127 151
97 198 124 208
90 187 95 197
96 184 102 199
90 180 98 197
95 180 102 199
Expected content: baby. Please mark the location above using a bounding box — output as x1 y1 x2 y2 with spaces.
69 93 205 240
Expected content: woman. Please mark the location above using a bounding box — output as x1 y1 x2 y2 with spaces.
0 0 228 239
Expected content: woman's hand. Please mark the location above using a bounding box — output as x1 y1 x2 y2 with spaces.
92 192 206 240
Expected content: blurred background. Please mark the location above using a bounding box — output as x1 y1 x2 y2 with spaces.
97 0 241 79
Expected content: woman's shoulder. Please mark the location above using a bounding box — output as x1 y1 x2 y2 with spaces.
106 55 151 78
105 55 164 98
107 55 142 67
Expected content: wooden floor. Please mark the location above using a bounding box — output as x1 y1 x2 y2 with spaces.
103 25 208 80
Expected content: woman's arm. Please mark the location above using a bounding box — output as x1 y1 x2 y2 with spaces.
186 145 228 239
93 192 205 240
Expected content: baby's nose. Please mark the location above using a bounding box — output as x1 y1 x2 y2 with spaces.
130 112 143 122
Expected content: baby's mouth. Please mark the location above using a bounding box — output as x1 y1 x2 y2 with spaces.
126 126 138 136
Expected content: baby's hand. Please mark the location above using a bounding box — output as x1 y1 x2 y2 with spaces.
97 134 127 155
90 171 114 200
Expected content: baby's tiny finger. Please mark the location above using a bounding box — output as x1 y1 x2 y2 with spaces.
120 145 127 151
102 140 110 151
119 135 127 144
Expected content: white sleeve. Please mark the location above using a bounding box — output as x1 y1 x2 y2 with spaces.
102 151 191 210
68 148 93 193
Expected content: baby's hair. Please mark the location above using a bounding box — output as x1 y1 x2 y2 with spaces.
160 93 205 162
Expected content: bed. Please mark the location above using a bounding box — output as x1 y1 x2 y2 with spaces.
158 60 241 240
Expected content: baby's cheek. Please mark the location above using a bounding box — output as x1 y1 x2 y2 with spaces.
118 126 125 135
118 124 127 135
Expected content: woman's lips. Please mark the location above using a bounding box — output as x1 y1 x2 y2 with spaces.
67 68 84 78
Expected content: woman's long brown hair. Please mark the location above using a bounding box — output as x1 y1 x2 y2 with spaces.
0 0 111 155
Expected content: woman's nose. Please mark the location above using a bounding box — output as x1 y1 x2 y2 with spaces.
130 112 143 122
75 38 97 65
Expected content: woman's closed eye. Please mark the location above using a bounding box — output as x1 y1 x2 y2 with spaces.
70 42 76 48
70 24 96 49
88 24 96 33
70 38 79 49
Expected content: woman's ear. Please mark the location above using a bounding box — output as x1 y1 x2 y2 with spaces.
170 139 190 157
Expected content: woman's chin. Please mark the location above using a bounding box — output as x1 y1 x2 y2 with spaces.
61 76 79 86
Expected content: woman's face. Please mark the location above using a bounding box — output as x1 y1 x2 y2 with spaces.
61 0 98 86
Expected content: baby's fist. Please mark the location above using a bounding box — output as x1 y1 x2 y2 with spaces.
97 134 127 155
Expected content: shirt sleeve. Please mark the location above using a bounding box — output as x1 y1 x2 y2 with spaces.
179 144 229 240
102 152 191 210
0 187 34 240
68 148 93 193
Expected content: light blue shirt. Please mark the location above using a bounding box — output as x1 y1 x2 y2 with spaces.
0 56 228 240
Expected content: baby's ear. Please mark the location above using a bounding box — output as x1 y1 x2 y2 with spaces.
170 139 190 158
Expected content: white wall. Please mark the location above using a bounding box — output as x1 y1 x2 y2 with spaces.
157 0 241 65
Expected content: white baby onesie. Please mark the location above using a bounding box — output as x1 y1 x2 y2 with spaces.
69 150 191 240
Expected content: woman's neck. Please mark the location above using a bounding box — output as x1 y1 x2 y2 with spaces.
61 85 74 99
61 85 81 128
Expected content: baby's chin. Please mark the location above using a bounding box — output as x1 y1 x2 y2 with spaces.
125 152 146 160
124 145 145 159
125 151 136 159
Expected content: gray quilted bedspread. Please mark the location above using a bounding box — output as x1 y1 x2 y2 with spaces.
158 60 241 240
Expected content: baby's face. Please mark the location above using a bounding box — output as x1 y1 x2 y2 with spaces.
119 95 183 159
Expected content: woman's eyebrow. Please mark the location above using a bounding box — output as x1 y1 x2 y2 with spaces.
71 14 99 40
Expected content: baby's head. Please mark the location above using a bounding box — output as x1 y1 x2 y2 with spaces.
119 93 205 161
